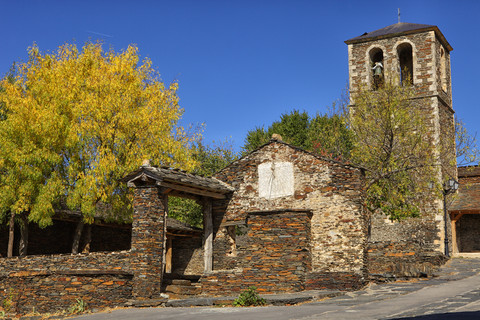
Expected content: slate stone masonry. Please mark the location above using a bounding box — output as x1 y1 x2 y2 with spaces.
0 251 133 314
130 185 166 299
202 210 312 295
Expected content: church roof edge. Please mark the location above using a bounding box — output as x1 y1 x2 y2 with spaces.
345 22 453 52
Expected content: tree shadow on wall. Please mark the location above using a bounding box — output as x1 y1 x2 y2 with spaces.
390 311 480 320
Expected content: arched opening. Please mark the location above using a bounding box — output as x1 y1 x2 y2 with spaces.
369 48 384 90
440 48 448 92
397 43 413 85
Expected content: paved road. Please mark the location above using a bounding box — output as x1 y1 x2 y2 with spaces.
74 258 480 320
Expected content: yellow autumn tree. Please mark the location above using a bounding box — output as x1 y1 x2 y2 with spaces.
0 42 199 256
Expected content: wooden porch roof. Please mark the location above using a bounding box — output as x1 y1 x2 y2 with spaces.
450 183 480 214
122 165 235 199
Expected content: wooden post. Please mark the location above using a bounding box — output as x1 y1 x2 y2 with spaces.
203 198 213 273
165 237 172 274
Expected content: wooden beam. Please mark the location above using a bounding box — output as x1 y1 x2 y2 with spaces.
167 190 202 201
157 181 226 199
166 232 201 238
452 213 464 222
203 198 213 273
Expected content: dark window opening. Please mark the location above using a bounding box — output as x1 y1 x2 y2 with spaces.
369 48 384 90
397 43 413 85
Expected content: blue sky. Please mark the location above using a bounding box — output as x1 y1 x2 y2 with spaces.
1 0 479 153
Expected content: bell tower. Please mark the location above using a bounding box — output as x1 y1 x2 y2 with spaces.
345 23 457 262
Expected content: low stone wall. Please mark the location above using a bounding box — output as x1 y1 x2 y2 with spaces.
367 241 447 279
202 210 312 295
0 251 133 315
1 271 133 314
305 272 364 291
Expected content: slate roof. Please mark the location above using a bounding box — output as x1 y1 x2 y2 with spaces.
122 165 235 195
217 137 360 175
458 166 480 178
450 184 480 214
345 22 452 51
450 166 480 214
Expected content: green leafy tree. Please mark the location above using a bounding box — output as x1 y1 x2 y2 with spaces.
455 117 480 166
242 83 478 221
309 113 354 160
242 110 311 153
242 109 353 159
242 127 270 154
168 140 239 227
348 79 440 219
0 42 199 256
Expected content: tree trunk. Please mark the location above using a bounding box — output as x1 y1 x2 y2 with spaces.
19 213 28 257
7 212 14 258
82 224 92 254
72 220 84 254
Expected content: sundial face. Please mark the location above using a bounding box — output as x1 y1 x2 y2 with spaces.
258 161 294 199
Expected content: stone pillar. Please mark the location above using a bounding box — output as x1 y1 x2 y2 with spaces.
131 185 166 299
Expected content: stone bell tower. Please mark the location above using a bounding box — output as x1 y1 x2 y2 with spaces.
344 23 457 272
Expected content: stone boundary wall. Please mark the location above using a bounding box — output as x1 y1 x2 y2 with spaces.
202 210 312 295
367 241 447 280
0 251 133 315
305 272 364 291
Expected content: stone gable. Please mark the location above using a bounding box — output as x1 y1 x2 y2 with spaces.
205 140 368 293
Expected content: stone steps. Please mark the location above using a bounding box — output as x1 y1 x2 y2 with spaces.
163 277 202 299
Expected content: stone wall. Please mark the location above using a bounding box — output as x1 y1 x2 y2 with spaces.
368 211 446 278
367 241 447 279
130 185 166 299
202 210 312 295
171 235 203 275
213 141 367 275
208 141 367 292
0 251 133 314
305 272 364 291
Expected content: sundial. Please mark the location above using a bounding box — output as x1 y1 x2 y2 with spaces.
258 161 294 199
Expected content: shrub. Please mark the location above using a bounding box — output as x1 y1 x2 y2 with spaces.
233 286 266 307
68 298 87 314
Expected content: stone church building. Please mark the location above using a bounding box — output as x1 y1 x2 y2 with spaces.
2 21 479 314
345 22 457 277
